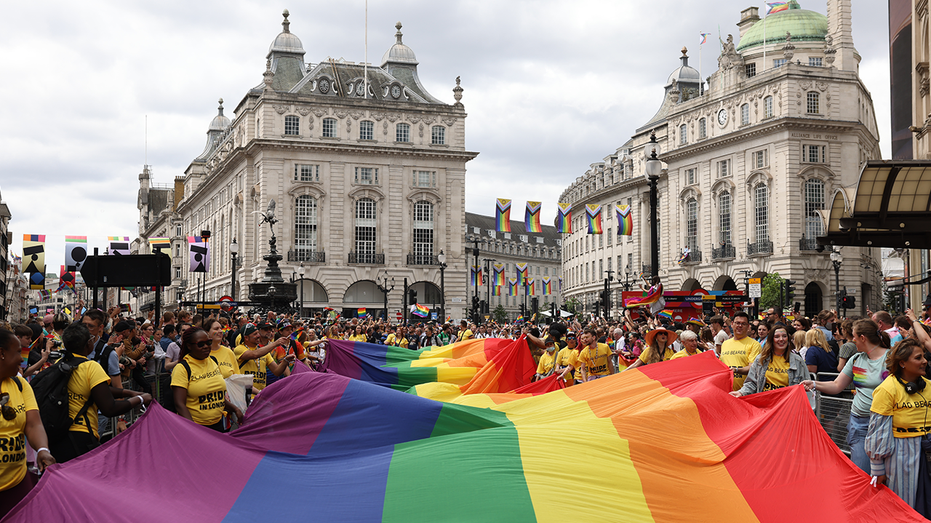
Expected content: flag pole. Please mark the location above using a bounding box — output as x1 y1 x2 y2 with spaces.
762 8 766 72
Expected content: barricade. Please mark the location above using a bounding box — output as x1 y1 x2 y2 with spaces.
812 372 855 456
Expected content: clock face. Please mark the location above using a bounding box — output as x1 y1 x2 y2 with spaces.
319 79 330 94
357 82 365 96
391 85 402 99
717 108 728 126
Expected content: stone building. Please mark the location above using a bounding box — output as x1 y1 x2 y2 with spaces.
135 11 476 320
559 0 882 318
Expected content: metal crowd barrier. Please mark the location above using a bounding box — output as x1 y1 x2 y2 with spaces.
812 372 854 456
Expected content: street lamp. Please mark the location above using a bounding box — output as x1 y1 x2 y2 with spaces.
831 248 843 313
376 272 395 321
230 238 239 300
604 269 614 319
644 131 662 280
623 264 633 291
437 250 447 324
298 262 305 318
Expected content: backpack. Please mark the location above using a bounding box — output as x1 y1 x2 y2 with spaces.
29 355 94 444
165 355 219 413
93 344 116 375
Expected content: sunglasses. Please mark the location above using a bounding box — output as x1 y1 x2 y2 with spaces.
0 394 14 421
195 340 212 348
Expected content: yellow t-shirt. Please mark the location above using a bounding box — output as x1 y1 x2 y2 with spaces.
536 350 557 375
67 355 111 438
171 355 227 426
871 375 931 438
555 348 578 384
638 346 676 364
578 343 612 378
384 333 399 346
761 355 791 391
234 344 275 391
0 377 37 490
670 348 703 360
210 345 241 379
458 329 473 342
348 334 367 342
720 336 762 391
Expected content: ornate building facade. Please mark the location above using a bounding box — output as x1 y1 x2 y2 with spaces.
135 12 477 319
560 0 882 317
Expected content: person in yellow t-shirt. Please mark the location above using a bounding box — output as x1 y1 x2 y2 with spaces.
457 321 473 342
719 312 761 391
171 327 243 431
576 329 615 381
534 338 559 380
730 326 805 397
49 323 151 464
234 323 294 393
384 326 400 347
865 338 931 510
670 330 704 360
625 328 677 370
0 330 54 515
554 332 580 386
204 319 241 379
348 325 368 342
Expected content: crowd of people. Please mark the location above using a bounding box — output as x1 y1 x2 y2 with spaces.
2 301 931 516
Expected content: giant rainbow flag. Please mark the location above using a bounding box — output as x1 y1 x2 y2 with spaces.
9 352 918 521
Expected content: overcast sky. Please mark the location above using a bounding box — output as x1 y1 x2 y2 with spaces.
0 1 891 272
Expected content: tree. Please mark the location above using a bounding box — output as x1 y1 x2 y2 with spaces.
493 305 508 323
760 272 784 312
564 297 581 315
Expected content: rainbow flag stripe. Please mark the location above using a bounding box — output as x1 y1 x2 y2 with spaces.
508 278 519 296
108 236 129 241
470 266 483 286
515 263 528 286
148 237 171 249
524 201 542 233
357 307 367 315
555 202 572 233
617 205 633 235
766 1 789 14
525 278 535 295
542 277 552 295
495 198 512 232
657 310 673 320
493 264 505 286
492 285 501 297
413 304 430 317
586 204 603 234
625 285 663 309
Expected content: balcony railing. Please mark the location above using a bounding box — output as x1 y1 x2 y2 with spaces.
711 242 736 260
348 252 385 265
287 250 326 263
406 253 440 266
799 237 820 251
679 248 702 264
747 239 773 256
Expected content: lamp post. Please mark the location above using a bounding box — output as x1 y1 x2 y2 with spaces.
230 238 239 300
644 131 662 280
831 248 843 313
604 269 614 319
376 272 395 321
472 239 480 323
298 262 305 318
438 251 447 324
483 257 496 323
623 264 633 291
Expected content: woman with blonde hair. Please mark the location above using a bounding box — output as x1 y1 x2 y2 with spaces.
805 327 837 374
794 330 809 360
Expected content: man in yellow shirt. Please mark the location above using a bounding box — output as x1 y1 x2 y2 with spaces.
576 328 616 381
719 311 762 391
233 324 293 393
457 320 473 342
534 337 559 380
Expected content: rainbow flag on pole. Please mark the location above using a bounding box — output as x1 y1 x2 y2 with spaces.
495 199 512 232
357 307 367 316
586 204 603 234
555 203 572 233
515 263 528 286
508 278 519 296
542 277 552 295
617 205 633 236
412 304 430 317
524 201 542 233
525 278 535 295
493 263 505 286
470 266 483 286
766 1 789 14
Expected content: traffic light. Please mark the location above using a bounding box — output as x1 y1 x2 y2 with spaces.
409 288 417 304
472 295 479 312
520 303 526 317
532 297 539 314
784 280 796 308
480 299 488 314
842 295 856 309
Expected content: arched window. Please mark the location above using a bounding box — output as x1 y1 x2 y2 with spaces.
359 120 374 140
355 198 376 256
412 201 434 262
679 124 687 145
755 183 769 242
686 198 698 251
804 179 825 239
322 117 337 138
396 123 410 142
719 191 731 245
285 115 300 135
295 195 317 259
807 92 820 114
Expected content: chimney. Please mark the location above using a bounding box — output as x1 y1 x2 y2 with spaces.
826 0 859 71
738 7 760 38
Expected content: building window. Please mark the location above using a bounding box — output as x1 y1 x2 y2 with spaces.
740 104 750 126
717 159 730 178
284 115 300 135
396 123 410 142
359 120 374 140
413 170 436 188
431 126 445 145
175 267 181 279
607 229 612 245
520 234 528 243
686 167 696 185
412 201 434 258
719 191 731 245
294 164 320 182
807 92 820 114
686 198 698 251
764 96 774 119
698 118 707 139
322 117 337 138
773 58 787 68
809 57 823 67
804 179 825 240
755 183 769 242
754 150 768 168
803 144 827 163
679 124 687 145
175 224 182 236
295 195 318 254
355 198 377 255
745 63 756 78
354 167 379 185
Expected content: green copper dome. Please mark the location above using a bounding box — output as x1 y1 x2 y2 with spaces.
735 2 827 52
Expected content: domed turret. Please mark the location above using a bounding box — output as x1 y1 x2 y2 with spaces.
267 9 304 57
209 98 231 131
381 22 418 66
736 1 827 52
666 47 701 88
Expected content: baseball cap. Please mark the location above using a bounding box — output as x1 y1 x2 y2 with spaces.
257 322 274 330
277 321 292 330
241 323 258 337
